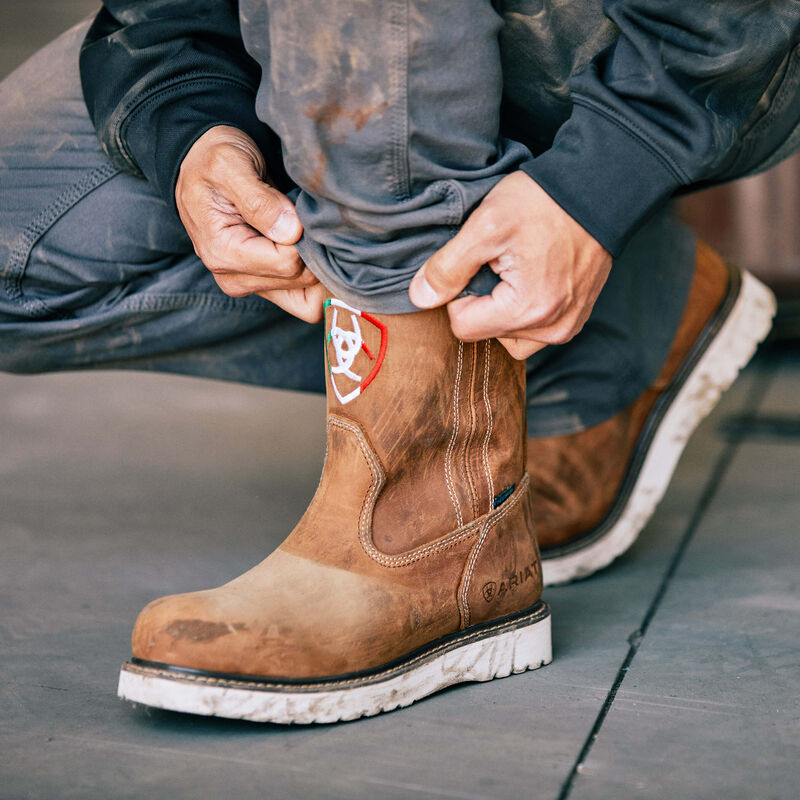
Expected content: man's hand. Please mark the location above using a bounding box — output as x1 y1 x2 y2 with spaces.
408 171 612 359
176 125 325 322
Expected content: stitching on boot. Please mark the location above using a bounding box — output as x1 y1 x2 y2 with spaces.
463 342 480 521
444 341 465 528
126 602 549 691
480 340 495 515
457 519 491 628
327 415 530 567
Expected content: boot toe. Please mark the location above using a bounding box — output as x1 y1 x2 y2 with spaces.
130 590 256 674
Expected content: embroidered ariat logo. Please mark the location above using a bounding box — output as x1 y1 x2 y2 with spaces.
481 561 540 603
324 298 388 405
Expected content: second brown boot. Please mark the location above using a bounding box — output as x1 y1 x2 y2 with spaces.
118 300 550 723
529 242 775 586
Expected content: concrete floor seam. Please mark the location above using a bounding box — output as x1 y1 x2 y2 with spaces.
555 361 776 800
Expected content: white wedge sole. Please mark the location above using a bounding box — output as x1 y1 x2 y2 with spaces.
541 268 776 587
118 601 551 724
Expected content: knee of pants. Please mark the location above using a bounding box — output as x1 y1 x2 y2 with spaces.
250 0 533 312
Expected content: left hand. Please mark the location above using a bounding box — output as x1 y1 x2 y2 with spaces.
176 125 325 323
408 171 612 359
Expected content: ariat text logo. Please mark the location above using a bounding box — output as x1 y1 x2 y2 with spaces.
481 561 539 603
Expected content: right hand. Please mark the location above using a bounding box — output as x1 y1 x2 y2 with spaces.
176 125 325 322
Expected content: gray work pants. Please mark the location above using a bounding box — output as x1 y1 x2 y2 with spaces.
0 16 699 435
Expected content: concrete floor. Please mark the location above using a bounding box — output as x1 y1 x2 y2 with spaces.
2 342 798 800
2 5 799 799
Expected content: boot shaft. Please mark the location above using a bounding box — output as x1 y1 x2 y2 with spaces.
323 300 527 552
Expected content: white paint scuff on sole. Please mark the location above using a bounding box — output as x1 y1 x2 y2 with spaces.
541 269 776 587
118 611 551 724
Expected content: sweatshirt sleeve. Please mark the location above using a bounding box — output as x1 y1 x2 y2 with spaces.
79 1 290 210
521 0 800 255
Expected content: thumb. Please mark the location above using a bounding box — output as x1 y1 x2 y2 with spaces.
228 173 303 245
409 212 499 309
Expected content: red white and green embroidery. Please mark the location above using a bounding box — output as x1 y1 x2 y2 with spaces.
324 298 388 405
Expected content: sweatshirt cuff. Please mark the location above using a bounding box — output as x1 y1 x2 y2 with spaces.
120 79 291 213
520 101 684 256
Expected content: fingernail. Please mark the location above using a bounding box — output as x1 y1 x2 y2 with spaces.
269 210 300 243
409 273 440 308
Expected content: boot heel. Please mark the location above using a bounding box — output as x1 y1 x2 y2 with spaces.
499 611 553 677
421 602 552 687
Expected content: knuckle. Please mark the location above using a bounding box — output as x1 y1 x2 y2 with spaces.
206 146 232 175
549 330 572 345
243 192 279 223
497 296 527 328
204 258 227 275
508 306 530 329
569 316 587 339
273 256 303 279
448 313 476 342
215 276 247 298
543 323 577 345
195 242 226 273
300 269 318 286
524 303 560 328
207 141 247 169
478 210 500 239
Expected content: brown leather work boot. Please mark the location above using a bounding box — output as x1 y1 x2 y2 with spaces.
119 300 550 723
531 242 776 586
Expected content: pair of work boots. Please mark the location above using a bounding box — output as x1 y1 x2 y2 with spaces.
119 244 775 724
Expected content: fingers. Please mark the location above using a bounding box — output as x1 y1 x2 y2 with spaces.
225 173 303 245
498 337 546 360
447 286 587 361
409 208 502 309
178 126 303 247
406 170 613 360
203 228 305 279
444 282 522 341
195 222 305 279
176 127 322 320
214 266 319 299
260 281 327 323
